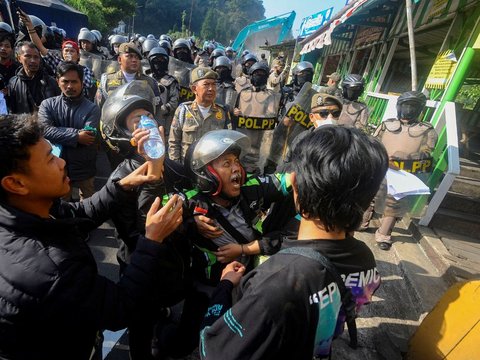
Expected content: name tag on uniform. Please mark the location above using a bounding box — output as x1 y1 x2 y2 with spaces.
236 116 276 130
179 86 195 102
392 158 433 174
286 104 313 129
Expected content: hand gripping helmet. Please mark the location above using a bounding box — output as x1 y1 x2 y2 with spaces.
342 74 365 101
185 130 250 196
396 91 427 121
100 81 155 157
19 15 47 39
213 55 232 71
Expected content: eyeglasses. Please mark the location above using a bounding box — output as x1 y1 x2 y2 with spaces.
315 110 342 119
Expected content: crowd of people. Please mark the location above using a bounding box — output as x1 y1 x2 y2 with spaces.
0 8 438 360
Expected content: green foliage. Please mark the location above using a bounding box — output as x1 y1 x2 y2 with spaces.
65 0 135 32
135 0 264 44
457 84 480 110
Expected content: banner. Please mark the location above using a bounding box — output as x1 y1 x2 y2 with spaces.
425 50 458 89
298 7 334 38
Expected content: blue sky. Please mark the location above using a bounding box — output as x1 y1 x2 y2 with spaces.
262 0 349 36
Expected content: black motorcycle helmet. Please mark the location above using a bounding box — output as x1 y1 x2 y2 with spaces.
342 74 365 101
241 53 258 75
248 62 269 88
148 46 169 77
396 91 427 121
292 61 314 87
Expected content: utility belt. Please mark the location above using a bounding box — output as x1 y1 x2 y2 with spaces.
286 103 313 129
235 115 276 130
391 158 433 174
179 86 196 103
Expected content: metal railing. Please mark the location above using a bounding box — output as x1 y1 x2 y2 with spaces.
364 92 460 226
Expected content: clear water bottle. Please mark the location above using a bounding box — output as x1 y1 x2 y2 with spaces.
138 116 165 159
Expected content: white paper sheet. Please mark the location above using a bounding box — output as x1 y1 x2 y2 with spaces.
386 168 430 200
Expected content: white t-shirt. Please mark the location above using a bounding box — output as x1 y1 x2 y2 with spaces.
123 71 136 83
197 104 211 119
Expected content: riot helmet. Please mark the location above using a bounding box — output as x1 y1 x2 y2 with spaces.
396 91 427 121
0 22 13 34
213 55 232 71
160 34 173 46
241 53 258 75
159 40 172 55
225 46 234 59
101 81 156 157
148 47 169 78
91 30 102 45
147 34 155 40
248 62 269 88
173 38 193 63
19 15 47 39
342 74 365 101
185 130 250 196
50 26 64 49
138 36 147 45
208 48 225 67
213 56 232 82
142 38 159 57
292 61 314 88
78 29 96 52
241 49 250 57
110 35 127 54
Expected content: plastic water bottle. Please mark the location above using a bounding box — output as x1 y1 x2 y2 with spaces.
138 116 165 159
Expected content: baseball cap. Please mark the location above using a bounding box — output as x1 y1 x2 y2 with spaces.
62 40 79 52
118 42 142 59
190 67 218 84
327 72 341 82
311 93 343 112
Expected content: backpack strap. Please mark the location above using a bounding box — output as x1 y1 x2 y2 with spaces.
280 246 358 349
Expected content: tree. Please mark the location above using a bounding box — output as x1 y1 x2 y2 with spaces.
201 9 216 40
65 0 135 33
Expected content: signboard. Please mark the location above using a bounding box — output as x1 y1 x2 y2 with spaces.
425 50 458 89
298 7 333 38
428 0 449 20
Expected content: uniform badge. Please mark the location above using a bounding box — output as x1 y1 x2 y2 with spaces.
316 96 324 106
108 80 121 87
197 69 205 78
215 110 223 120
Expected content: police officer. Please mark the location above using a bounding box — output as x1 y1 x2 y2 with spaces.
97 42 163 168
159 39 172 56
234 53 257 93
173 38 194 64
234 62 281 174
78 29 105 58
148 47 180 136
318 71 343 98
265 61 315 173
372 91 438 250
213 55 237 113
108 34 128 60
267 58 289 93
195 41 215 66
225 46 235 61
338 74 370 132
142 38 159 58
168 67 231 163
208 48 225 68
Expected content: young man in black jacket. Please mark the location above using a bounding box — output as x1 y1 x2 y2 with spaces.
200 126 388 359
6 42 60 114
0 114 183 360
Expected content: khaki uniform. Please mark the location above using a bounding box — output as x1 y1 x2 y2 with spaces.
96 70 161 111
168 101 231 162
234 75 251 93
267 70 288 93
317 85 343 98
338 100 370 132
235 87 282 173
374 118 438 217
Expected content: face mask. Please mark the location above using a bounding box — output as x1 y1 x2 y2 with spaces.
176 50 191 63
216 68 230 81
251 73 268 88
150 58 168 76
397 103 422 121
343 87 364 101
295 72 313 87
